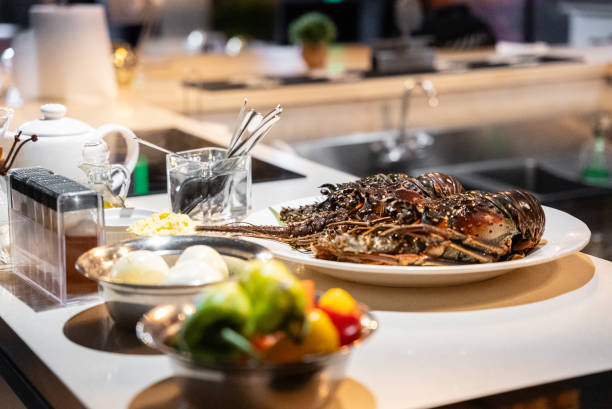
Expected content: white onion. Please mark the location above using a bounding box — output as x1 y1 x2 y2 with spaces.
164 260 225 285
110 250 169 285
175 245 229 278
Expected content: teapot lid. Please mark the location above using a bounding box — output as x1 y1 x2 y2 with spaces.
17 104 92 137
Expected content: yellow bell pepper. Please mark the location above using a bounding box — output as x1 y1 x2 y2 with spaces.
262 308 340 363
318 288 360 315
318 288 362 346
303 308 340 354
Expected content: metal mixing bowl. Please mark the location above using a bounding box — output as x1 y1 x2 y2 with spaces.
136 302 378 409
75 235 272 328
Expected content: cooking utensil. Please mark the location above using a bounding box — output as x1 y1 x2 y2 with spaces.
168 148 251 221
227 97 248 152
228 104 283 157
171 101 282 218
228 114 281 158
131 135 175 155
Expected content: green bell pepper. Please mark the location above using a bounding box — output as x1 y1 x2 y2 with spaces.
239 259 307 340
178 281 252 361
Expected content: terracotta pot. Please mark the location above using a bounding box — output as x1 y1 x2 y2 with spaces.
301 44 328 69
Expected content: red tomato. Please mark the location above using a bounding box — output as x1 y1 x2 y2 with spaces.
318 305 361 346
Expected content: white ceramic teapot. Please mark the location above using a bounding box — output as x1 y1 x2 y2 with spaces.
2 103 139 181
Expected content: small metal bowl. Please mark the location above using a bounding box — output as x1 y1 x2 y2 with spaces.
136 302 378 409
75 236 272 328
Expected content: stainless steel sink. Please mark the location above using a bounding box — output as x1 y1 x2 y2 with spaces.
413 157 612 203
292 113 594 181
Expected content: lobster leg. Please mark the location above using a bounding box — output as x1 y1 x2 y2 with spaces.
313 246 441 266
196 214 332 238
370 223 510 263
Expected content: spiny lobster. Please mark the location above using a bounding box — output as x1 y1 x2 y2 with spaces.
196 173 546 265
311 189 545 265
198 172 465 240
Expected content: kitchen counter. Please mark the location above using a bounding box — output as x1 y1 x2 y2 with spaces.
129 44 612 142
3 248 612 409
134 44 609 112
1 100 612 409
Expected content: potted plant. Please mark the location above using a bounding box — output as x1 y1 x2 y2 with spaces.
289 12 337 69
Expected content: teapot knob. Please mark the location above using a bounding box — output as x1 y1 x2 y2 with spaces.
40 103 66 120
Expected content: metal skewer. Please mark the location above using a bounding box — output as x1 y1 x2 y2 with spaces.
227 98 248 152
132 136 175 155
229 115 281 158
259 105 282 128
228 109 257 153
174 99 284 216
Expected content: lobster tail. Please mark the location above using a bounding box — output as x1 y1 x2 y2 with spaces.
487 190 545 251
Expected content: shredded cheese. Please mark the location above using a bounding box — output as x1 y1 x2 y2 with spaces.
127 211 196 236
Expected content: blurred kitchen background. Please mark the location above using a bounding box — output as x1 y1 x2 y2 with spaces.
0 0 612 258
2 0 611 45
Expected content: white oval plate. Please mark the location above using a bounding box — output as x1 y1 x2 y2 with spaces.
244 197 591 287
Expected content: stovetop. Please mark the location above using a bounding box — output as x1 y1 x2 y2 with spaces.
106 128 305 196
182 55 581 92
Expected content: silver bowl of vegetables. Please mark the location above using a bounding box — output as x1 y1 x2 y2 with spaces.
136 259 378 409
75 235 272 328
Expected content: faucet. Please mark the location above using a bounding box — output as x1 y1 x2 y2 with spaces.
378 78 437 164
398 78 438 141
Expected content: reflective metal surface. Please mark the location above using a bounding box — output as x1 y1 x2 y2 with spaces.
75 236 273 328
414 157 612 203
291 113 593 178
136 302 378 409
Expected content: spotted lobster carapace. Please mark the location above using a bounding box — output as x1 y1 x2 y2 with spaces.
196 173 545 265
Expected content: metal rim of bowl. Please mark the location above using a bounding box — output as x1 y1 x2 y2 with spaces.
75 235 273 290
136 301 379 372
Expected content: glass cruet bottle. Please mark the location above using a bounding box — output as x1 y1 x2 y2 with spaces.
78 139 131 208
580 112 612 185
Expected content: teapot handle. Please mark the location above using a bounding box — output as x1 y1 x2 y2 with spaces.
93 124 139 173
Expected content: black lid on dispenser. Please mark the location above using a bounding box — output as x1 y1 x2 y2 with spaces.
9 167 100 211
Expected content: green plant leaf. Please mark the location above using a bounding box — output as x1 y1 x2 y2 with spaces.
269 207 285 226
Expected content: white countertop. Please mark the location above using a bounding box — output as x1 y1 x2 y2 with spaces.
0 250 609 409
1 102 611 409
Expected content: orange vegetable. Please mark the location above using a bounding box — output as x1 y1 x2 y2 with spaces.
300 280 315 312
261 336 306 364
251 332 283 351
